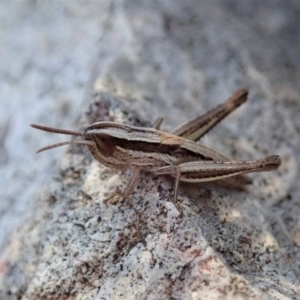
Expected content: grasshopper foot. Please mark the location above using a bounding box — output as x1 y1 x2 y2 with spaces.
104 188 125 204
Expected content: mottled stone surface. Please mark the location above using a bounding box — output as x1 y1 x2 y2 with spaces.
0 1 299 299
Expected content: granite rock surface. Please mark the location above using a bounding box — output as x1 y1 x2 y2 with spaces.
0 1 299 299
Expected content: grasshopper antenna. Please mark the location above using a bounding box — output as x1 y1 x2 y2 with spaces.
31 124 83 136
31 124 93 153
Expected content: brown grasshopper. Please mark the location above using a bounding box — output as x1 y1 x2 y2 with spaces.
31 88 281 214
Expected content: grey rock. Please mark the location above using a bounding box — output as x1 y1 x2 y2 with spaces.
0 1 299 299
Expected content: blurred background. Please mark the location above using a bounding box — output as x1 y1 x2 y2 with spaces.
0 0 300 297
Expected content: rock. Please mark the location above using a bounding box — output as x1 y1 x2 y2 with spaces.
1 1 299 299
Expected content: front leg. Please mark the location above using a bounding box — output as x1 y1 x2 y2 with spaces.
104 168 141 204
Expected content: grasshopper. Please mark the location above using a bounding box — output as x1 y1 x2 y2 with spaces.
31 88 281 215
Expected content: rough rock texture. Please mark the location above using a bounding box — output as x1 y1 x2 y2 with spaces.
1 1 300 299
